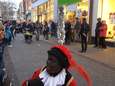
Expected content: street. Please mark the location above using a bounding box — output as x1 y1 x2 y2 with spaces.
4 34 115 86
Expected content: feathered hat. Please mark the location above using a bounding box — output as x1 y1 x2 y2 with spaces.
49 45 92 86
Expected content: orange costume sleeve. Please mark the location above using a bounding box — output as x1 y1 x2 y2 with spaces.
22 68 41 86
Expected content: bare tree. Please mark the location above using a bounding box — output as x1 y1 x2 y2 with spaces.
0 1 16 21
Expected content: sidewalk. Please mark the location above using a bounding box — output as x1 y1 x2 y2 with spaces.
67 43 115 69
46 38 115 70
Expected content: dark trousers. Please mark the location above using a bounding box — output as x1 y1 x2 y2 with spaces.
0 43 5 69
43 31 48 40
65 31 71 44
6 37 12 45
94 35 99 47
81 35 87 52
100 37 106 48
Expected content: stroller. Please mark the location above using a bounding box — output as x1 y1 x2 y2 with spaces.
24 28 33 44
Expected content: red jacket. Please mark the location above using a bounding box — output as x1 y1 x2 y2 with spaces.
22 68 77 86
99 24 107 37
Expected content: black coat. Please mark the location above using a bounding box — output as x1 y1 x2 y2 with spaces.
64 22 71 32
95 21 102 35
80 22 90 35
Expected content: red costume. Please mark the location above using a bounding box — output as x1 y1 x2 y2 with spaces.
22 45 92 86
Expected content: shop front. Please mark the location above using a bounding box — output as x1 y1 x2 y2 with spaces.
98 0 115 41
32 0 58 23
32 7 38 22
92 0 115 43
32 0 48 22
62 0 89 24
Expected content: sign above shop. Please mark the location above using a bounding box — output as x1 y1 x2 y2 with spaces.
32 0 48 8
58 0 80 6
67 4 76 11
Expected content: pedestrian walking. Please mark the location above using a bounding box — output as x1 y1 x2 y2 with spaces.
99 20 107 49
79 18 90 53
94 18 102 47
22 45 92 86
4 22 12 47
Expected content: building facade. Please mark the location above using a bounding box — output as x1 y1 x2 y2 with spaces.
23 0 32 20
32 0 58 23
27 0 115 42
92 0 115 42
18 1 24 20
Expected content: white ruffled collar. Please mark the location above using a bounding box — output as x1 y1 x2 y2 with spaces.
39 69 66 86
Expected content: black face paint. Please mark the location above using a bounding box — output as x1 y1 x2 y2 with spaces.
46 55 63 76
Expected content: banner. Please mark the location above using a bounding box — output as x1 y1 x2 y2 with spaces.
32 0 48 8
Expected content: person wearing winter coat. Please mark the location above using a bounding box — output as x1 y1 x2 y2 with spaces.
0 21 4 44
0 21 5 69
43 21 49 40
79 18 90 53
4 23 12 47
94 18 102 47
99 20 107 48
22 45 92 86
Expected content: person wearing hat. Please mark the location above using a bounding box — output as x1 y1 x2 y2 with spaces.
94 18 102 47
22 45 92 86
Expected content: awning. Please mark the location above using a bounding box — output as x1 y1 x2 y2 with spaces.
58 0 80 6
32 0 48 8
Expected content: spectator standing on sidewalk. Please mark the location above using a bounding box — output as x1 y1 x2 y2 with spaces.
99 20 107 49
75 17 81 42
43 21 49 40
94 18 102 47
49 20 57 38
22 45 92 86
70 20 76 42
79 18 90 53
64 20 71 45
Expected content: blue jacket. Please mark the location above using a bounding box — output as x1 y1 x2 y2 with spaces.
5 26 12 39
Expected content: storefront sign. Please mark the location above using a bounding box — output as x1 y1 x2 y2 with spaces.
58 0 80 6
67 4 76 11
32 0 48 8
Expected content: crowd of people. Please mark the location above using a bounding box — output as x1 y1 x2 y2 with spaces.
0 17 108 85
15 20 57 40
22 45 92 86
64 17 108 52
64 18 90 53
